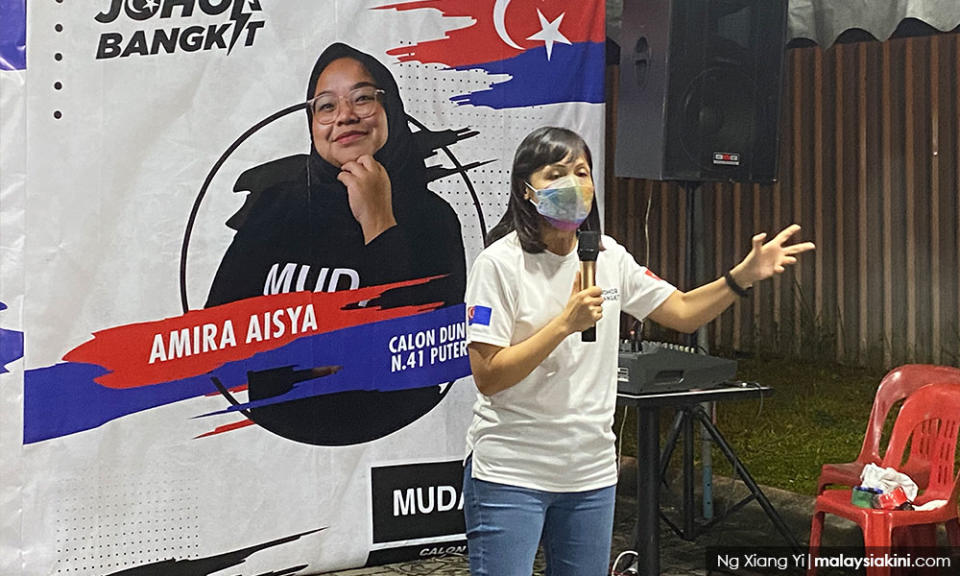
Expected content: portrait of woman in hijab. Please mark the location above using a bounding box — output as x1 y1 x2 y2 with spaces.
205 43 467 445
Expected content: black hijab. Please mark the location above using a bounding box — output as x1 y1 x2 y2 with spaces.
304 42 428 214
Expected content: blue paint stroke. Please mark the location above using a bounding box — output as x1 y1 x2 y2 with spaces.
451 42 604 109
0 0 26 71
0 301 24 373
24 305 469 443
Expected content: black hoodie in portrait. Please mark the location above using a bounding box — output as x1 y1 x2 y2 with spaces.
205 43 466 446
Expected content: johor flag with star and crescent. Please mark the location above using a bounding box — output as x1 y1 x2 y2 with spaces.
377 0 605 109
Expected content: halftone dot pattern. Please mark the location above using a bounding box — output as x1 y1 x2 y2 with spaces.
394 61 556 265
53 474 201 573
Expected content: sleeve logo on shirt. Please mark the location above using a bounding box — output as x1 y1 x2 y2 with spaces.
467 305 491 326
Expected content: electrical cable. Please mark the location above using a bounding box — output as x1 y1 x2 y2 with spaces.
610 190 652 576
616 405 629 475
611 549 638 576
633 186 655 340
643 186 652 266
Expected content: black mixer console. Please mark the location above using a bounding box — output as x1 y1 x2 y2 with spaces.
617 341 737 395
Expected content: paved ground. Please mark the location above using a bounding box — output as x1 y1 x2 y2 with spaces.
326 471 844 576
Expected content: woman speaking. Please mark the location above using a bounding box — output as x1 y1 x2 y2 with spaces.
462 126 813 575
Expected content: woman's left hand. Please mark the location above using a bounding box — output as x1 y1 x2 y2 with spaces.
338 154 397 244
647 224 815 334
731 224 815 287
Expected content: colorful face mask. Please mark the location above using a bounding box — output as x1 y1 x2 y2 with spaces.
525 175 593 231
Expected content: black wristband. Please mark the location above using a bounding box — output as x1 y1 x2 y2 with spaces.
724 270 752 298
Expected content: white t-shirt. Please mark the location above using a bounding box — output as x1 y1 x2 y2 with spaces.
464 231 676 492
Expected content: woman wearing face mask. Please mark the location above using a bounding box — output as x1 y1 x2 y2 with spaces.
204 43 466 445
462 126 814 575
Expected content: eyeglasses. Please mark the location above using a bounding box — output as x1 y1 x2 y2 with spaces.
309 87 385 125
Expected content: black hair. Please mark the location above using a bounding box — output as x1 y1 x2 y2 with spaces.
486 126 601 252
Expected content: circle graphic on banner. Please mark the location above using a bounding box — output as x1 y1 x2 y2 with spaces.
182 101 485 446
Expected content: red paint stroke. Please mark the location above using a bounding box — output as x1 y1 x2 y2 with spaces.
376 0 604 68
195 418 256 439
64 277 442 390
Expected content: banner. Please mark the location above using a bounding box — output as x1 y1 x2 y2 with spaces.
2 1 606 573
0 2 27 575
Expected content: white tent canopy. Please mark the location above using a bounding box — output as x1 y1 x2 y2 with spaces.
607 0 960 47
789 0 960 46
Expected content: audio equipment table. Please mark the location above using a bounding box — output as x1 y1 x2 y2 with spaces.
617 384 801 576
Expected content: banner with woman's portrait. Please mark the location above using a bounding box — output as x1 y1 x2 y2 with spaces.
0 0 605 573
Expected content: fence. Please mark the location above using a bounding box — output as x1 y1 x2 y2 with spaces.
605 32 960 367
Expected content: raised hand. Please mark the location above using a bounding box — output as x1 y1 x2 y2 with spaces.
337 154 396 243
734 224 816 286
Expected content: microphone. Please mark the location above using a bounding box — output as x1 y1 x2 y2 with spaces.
577 231 600 342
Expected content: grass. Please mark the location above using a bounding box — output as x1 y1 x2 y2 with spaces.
615 356 887 495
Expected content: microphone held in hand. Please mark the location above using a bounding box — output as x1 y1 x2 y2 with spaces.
577 231 600 342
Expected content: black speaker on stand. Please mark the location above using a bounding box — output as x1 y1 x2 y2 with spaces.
614 10 789 572
614 0 789 183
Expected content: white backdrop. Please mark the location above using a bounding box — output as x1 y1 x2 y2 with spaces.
0 22 27 576
1 1 606 574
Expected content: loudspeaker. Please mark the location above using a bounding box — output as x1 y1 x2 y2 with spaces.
615 0 788 183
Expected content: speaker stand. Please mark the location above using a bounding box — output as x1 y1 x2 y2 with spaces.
679 180 717 521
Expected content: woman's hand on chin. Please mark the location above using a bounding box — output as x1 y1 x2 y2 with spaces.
337 154 397 243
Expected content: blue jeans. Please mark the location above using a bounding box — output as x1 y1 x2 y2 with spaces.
462 458 616 576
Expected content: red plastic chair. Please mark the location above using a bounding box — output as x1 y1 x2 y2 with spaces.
816 364 960 494
807 382 960 576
